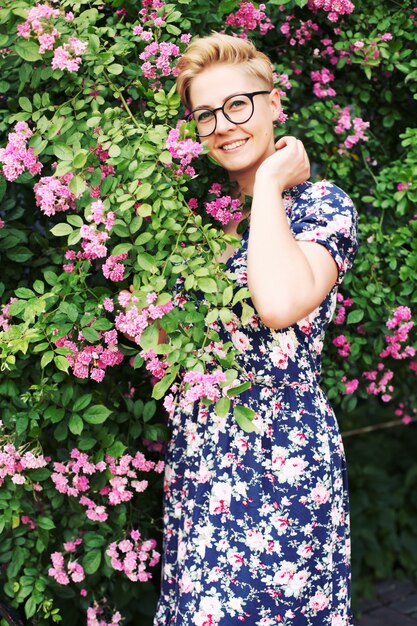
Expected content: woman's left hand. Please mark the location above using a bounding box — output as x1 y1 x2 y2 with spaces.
256 136 310 193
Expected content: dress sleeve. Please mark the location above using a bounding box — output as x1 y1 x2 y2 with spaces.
289 180 359 286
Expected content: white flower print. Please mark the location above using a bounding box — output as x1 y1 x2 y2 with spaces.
209 482 232 515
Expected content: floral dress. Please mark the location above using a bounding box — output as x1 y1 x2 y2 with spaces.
154 180 359 626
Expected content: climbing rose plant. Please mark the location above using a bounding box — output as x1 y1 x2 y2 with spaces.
0 0 416 624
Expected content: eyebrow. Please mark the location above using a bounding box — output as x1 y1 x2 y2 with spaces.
191 91 247 111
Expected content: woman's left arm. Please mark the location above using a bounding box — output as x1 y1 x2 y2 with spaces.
247 136 338 329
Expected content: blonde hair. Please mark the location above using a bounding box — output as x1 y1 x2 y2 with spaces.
176 32 274 109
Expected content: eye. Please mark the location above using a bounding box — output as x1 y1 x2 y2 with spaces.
196 109 214 124
228 98 248 110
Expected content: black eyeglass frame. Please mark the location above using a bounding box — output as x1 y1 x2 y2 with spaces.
188 90 272 137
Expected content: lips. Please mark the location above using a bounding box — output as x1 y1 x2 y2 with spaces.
220 139 248 151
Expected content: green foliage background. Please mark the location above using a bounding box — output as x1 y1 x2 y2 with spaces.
0 0 416 623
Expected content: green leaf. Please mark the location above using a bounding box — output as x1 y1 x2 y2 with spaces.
24 595 37 620
109 144 121 158
227 381 252 397
7 300 26 316
83 550 102 575
137 252 157 272
51 223 73 237
15 287 35 299
233 404 257 433
19 96 32 112
215 397 230 418
139 323 159 350
73 394 93 412
73 150 88 169
84 533 106 548
112 243 132 256
143 400 156 422
136 183 152 200
15 40 42 62
69 175 86 196
197 277 217 293
54 355 69 372
59 301 78 322
222 285 234 306
106 441 126 458
0 176 6 203
84 405 112 424
81 327 100 342
44 407 65 423
78 437 96 451
44 270 58 286
37 516 55 530
152 371 177 400
53 143 73 161
40 351 54 369
347 310 364 324
69 414 83 435
108 63 123 75
33 280 44 294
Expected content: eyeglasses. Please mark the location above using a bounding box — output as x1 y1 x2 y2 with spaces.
188 90 271 137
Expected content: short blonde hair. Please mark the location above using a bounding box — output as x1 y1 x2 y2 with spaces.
176 32 274 109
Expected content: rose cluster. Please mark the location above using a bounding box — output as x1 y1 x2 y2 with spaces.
51 449 164 523
307 0 355 22
333 105 370 150
34 173 77 217
0 122 42 182
48 550 85 586
115 291 174 345
106 529 160 582
205 183 243 225
54 327 124 382
17 3 87 73
310 68 336 99
166 122 204 177
0 442 47 487
380 305 415 360
225 2 273 36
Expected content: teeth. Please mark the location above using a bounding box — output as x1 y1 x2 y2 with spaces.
222 139 247 151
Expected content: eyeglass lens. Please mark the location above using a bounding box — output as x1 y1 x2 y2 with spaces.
194 94 254 137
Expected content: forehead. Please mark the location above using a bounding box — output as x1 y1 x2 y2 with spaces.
189 63 265 110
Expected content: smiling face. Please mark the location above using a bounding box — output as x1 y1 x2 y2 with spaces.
189 63 281 193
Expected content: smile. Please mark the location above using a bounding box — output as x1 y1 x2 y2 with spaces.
221 139 248 151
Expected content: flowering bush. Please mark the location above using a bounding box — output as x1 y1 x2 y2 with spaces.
0 0 416 623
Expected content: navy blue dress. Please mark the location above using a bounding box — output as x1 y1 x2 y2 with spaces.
154 181 359 626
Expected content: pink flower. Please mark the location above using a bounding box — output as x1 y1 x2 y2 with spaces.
102 253 127 282
343 379 359 394
0 122 42 181
103 298 114 312
34 174 77 216
226 2 273 35
52 37 87 72
397 182 411 191
166 122 204 170
106 533 160 582
307 0 355 22
205 195 243 225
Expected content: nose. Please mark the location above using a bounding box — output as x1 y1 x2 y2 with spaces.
214 110 237 134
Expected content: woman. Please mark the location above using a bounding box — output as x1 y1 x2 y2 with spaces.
154 32 358 626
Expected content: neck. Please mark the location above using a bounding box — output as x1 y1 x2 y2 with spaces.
229 171 255 198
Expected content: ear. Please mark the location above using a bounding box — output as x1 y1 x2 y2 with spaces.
269 88 282 121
